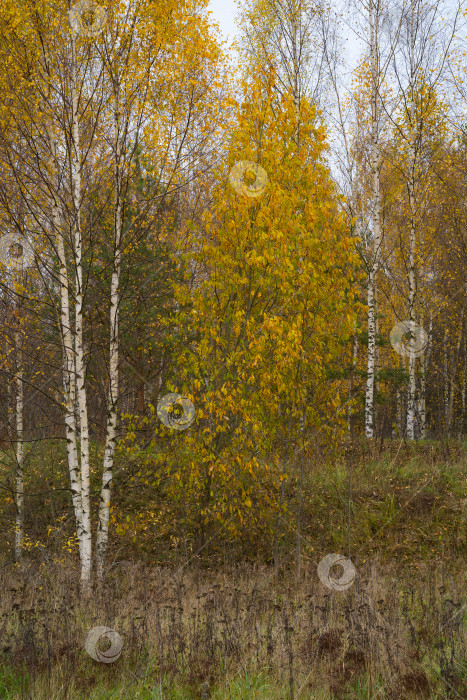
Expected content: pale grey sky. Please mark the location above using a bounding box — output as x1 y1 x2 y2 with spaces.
208 0 238 48
207 0 365 68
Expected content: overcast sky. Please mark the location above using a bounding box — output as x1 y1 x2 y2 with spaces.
207 0 365 69
207 0 238 48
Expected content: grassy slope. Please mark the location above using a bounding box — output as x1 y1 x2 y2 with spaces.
0 440 465 698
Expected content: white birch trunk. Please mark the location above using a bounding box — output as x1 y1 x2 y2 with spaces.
406 229 417 440
96 93 123 580
71 35 92 588
55 218 83 555
348 326 358 437
41 39 84 564
366 269 377 437
375 281 380 396
406 3 417 441
365 0 382 439
7 358 14 443
396 385 403 437
419 315 432 439
460 330 466 439
14 307 24 562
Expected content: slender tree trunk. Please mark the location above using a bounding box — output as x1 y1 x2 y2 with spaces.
296 411 305 581
365 0 382 439
448 307 465 435
56 223 83 558
71 35 92 589
48 140 83 554
420 314 432 439
42 39 84 559
396 386 403 437
460 330 466 438
366 268 377 437
406 275 417 439
375 281 380 398
406 184 417 439
96 88 124 580
7 355 14 443
14 296 24 562
157 351 165 395
444 327 449 434
348 326 358 437
406 3 417 441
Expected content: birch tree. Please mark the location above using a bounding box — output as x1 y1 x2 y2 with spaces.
92 0 230 578
69 14 93 588
13 275 24 562
363 0 384 438
0 1 113 586
389 0 461 439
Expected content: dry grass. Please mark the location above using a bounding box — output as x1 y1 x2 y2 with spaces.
0 557 465 699
0 441 465 698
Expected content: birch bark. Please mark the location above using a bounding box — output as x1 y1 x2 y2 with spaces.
45 119 84 556
96 85 124 580
70 34 92 587
406 0 417 441
14 290 24 562
460 330 466 439
365 0 382 439
348 326 358 438
419 314 432 439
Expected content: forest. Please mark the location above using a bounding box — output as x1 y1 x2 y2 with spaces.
0 1 465 698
